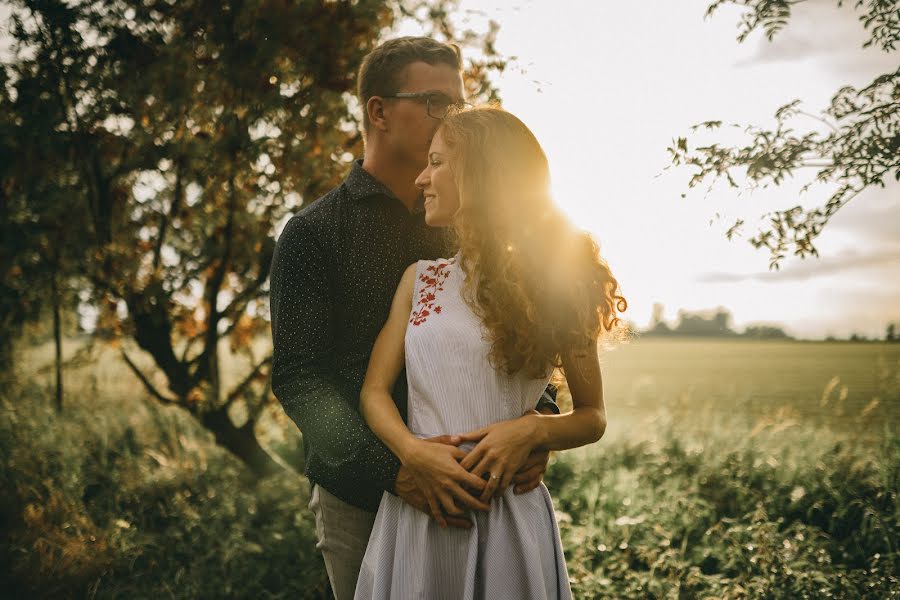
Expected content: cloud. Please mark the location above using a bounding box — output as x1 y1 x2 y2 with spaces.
825 184 900 243
697 248 900 283
733 0 898 77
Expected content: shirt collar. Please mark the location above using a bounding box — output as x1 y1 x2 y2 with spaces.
345 159 425 214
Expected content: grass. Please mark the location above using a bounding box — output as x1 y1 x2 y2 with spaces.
1 339 897 598
548 422 897 598
0 374 325 599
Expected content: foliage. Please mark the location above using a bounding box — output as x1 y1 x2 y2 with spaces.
2 345 896 598
668 0 899 269
0 0 505 472
548 421 898 598
0 376 326 599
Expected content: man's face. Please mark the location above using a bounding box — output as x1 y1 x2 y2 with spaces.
382 61 465 170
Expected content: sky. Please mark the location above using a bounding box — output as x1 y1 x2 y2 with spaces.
3 1 897 339
397 0 899 339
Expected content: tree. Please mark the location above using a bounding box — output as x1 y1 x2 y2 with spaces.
0 57 88 407
674 307 738 336
743 324 791 339
2 0 504 476
887 323 896 342
668 0 898 269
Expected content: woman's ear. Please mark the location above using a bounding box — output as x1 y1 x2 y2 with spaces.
367 97 389 132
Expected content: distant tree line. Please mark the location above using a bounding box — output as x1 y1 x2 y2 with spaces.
643 305 899 342
831 323 900 343
643 303 791 339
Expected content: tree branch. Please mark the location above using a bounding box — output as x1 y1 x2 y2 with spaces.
121 349 179 404
225 354 273 407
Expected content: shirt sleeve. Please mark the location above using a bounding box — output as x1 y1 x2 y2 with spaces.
535 382 561 414
269 215 401 493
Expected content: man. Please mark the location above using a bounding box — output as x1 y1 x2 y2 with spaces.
269 37 559 600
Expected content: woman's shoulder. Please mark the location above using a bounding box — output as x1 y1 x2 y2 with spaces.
409 254 457 275
417 255 459 281
398 257 453 296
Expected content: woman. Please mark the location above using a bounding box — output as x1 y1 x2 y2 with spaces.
354 107 627 599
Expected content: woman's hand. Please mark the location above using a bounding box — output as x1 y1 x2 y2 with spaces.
400 437 491 527
457 414 542 502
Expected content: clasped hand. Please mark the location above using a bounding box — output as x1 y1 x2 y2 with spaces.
398 411 548 528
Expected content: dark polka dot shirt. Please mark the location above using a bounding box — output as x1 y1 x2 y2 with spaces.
269 159 559 513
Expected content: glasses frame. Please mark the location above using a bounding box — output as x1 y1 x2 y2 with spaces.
380 92 471 119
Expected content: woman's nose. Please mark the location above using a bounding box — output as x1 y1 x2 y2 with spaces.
414 168 429 189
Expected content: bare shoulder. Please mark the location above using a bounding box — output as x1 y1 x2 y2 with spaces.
393 262 420 308
402 261 419 281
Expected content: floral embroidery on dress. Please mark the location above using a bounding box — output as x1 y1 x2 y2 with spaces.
409 260 452 326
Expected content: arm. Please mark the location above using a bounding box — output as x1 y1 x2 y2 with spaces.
532 348 606 450
459 345 606 500
360 263 489 525
269 216 400 492
508 384 559 495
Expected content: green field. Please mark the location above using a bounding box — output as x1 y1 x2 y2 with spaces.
598 338 900 439
2 338 897 598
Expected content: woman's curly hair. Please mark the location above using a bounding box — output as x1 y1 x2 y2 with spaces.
440 106 628 379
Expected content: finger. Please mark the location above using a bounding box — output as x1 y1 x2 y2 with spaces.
479 468 501 503
514 479 542 495
407 494 430 515
449 482 491 512
444 514 473 529
426 434 462 446
517 452 542 472
469 454 494 481
425 493 447 528
499 470 515 495
512 463 544 484
451 447 469 461
453 464 489 492
459 444 486 471
522 448 550 469
437 491 464 518
459 473 488 495
480 478 499 503
456 427 488 443
459 477 487 497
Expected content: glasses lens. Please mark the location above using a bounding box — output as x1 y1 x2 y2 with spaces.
427 96 453 119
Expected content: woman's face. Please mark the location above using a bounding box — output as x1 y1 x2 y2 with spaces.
415 128 460 227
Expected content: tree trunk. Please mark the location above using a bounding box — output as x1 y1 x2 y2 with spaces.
51 271 63 412
201 405 284 478
126 288 192 397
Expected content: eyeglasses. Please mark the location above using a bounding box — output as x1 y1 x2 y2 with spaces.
380 92 471 119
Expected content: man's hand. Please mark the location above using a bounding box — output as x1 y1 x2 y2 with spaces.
393 434 483 529
512 409 553 495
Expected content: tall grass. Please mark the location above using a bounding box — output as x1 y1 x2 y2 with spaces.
1 340 897 598
548 424 897 598
0 376 326 599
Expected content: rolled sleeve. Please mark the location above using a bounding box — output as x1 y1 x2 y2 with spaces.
536 382 561 414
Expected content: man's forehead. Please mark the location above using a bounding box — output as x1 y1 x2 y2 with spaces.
397 61 465 98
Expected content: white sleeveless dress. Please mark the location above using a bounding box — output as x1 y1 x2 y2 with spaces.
354 255 573 600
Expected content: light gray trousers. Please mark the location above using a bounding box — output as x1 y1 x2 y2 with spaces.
308 483 377 600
